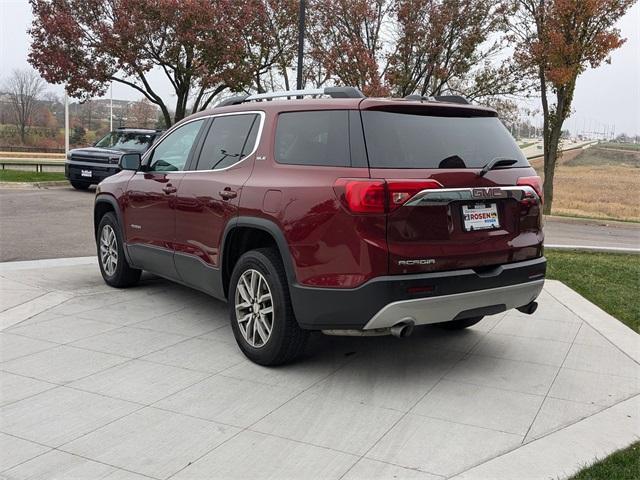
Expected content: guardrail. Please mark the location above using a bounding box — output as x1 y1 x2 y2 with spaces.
0 146 65 154
0 159 65 172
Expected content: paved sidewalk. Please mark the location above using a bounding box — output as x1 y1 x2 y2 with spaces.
0 258 638 480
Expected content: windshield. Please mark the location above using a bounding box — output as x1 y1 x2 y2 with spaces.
94 131 155 152
361 111 528 169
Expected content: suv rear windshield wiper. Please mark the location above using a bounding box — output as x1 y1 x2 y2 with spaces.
478 157 518 177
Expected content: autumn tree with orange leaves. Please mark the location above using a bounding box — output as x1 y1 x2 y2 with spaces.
28 0 289 127
307 0 392 96
510 0 634 213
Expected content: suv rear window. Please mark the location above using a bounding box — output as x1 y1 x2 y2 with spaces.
361 111 528 169
275 111 350 167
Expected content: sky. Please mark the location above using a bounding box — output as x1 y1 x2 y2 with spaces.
1 0 638 136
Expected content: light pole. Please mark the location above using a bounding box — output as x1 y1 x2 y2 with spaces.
64 89 69 156
296 0 305 90
110 83 113 131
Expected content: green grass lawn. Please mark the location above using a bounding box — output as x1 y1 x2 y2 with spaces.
546 250 639 332
0 169 67 183
568 441 639 480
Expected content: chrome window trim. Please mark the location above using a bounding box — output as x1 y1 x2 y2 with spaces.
404 186 538 206
139 111 265 174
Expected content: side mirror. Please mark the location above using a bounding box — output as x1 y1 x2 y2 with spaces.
119 153 141 171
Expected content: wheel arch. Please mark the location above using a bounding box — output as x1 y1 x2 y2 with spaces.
94 194 133 264
221 217 297 298
94 194 122 236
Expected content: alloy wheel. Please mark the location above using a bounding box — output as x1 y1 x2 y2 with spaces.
99 224 118 276
235 269 274 348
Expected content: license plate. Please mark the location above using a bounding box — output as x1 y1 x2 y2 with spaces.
80 170 92 178
462 203 499 231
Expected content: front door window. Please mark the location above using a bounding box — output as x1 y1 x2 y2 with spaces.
148 120 205 171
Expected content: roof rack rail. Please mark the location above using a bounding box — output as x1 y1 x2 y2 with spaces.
404 94 470 105
215 87 364 108
215 94 249 108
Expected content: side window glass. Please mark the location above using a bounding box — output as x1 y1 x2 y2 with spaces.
196 114 259 171
148 120 204 172
275 111 350 167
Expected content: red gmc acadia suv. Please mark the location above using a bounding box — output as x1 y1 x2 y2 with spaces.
94 87 546 365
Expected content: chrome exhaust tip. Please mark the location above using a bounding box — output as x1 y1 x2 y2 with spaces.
390 320 415 338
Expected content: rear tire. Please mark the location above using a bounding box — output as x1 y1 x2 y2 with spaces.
229 248 308 366
71 180 91 190
97 212 141 288
435 316 484 330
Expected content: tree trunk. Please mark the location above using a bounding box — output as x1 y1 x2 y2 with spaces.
543 128 560 215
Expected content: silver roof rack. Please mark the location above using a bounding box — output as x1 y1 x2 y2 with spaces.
404 94 470 105
215 86 365 108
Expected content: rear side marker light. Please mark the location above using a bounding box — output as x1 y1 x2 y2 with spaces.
334 178 442 214
517 176 543 203
407 285 435 294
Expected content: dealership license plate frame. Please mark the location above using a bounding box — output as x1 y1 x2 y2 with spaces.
462 203 500 231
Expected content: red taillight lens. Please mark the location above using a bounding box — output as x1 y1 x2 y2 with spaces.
334 178 442 214
386 179 442 212
517 176 543 203
334 179 386 214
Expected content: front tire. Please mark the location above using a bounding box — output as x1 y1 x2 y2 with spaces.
97 212 141 288
229 248 308 366
435 316 484 330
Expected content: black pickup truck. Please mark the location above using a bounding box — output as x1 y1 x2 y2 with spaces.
65 128 162 190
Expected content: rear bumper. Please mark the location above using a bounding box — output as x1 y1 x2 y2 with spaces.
289 257 546 330
65 161 120 184
363 279 543 330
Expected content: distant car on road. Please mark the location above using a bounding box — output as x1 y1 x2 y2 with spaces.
65 128 162 190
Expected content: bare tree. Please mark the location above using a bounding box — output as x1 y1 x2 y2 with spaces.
129 98 157 129
3 69 46 144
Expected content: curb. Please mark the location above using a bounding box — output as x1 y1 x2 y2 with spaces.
545 244 640 254
544 215 640 228
0 256 96 272
0 180 69 189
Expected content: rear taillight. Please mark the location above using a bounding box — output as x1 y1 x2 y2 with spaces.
517 176 543 203
334 178 442 214
334 179 386 213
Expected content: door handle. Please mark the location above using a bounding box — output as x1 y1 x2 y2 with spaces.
219 188 238 200
162 184 177 194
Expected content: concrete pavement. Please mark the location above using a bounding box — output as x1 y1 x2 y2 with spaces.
0 258 638 479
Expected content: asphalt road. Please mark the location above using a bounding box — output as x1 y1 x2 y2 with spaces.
0 186 96 262
0 186 638 262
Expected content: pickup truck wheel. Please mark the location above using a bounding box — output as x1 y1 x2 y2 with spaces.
436 316 484 330
71 180 91 190
229 248 308 366
97 212 141 288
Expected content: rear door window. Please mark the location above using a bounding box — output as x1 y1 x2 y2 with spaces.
361 111 528 169
275 111 350 167
196 114 259 171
